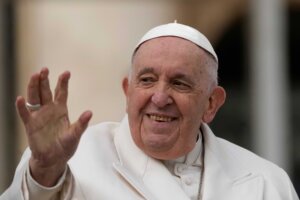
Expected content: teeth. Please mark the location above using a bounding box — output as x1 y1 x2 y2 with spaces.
149 114 173 122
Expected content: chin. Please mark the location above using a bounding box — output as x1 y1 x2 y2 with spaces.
144 141 172 152
142 132 178 151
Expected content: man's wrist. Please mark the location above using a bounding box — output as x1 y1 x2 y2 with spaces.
29 158 67 187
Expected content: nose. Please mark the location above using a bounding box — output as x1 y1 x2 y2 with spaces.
151 87 173 108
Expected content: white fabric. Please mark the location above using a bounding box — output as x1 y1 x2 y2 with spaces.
134 22 218 62
1 116 299 200
163 131 203 200
25 164 68 200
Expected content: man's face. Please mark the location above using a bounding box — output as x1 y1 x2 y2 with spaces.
123 37 224 160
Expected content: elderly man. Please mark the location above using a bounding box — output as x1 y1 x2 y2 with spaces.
1 23 299 200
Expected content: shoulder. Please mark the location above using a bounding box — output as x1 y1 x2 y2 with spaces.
216 137 286 174
202 124 285 174
70 121 122 163
217 138 299 198
79 121 121 145
202 124 294 190
69 121 121 169
85 121 121 136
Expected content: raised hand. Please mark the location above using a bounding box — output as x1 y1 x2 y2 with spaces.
15 67 92 186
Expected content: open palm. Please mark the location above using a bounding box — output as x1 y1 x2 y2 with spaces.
15 68 92 186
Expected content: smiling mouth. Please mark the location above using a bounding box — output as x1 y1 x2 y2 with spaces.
147 114 176 122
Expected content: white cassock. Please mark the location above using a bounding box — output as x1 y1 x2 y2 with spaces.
1 115 299 200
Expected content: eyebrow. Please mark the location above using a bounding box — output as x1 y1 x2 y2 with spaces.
136 67 155 77
172 73 189 80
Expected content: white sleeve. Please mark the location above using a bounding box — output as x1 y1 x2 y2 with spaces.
22 164 74 200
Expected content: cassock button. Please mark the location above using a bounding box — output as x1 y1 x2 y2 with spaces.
184 177 193 185
175 164 186 174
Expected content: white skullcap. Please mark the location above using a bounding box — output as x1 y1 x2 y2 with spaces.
134 22 218 62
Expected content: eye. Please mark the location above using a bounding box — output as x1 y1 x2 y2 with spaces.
138 75 156 86
141 77 154 83
172 80 191 91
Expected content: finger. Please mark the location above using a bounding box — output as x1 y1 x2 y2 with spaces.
39 67 53 104
54 71 70 105
27 72 41 105
16 96 31 124
71 111 93 139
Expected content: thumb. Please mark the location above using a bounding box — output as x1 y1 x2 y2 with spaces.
60 111 92 160
72 110 93 140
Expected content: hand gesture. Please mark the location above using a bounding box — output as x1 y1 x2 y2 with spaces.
15 67 92 186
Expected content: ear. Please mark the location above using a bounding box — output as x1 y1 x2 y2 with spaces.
122 77 129 112
202 86 226 123
122 77 129 96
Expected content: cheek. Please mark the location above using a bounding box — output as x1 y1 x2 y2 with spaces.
177 95 197 113
179 95 206 125
178 99 204 145
127 88 151 114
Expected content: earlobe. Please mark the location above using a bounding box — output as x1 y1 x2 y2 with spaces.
202 86 226 123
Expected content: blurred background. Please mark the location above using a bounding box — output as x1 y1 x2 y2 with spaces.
0 0 299 196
